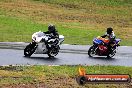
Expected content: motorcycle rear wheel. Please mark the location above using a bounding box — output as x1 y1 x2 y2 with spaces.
107 48 116 58
48 46 59 57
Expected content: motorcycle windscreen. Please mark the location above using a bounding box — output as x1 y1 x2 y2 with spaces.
32 32 45 42
35 36 45 43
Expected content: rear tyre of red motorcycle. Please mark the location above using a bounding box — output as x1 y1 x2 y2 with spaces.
107 49 116 58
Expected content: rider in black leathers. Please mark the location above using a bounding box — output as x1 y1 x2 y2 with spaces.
101 27 116 55
43 24 59 50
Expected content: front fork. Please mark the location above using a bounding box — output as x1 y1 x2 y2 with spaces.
92 45 98 54
30 41 37 49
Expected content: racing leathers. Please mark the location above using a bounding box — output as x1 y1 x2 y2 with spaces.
44 31 59 38
43 31 59 51
101 31 116 55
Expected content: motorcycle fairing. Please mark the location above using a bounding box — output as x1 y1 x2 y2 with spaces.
99 38 109 44
34 43 48 54
98 45 108 56
93 38 103 45
115 39 121 44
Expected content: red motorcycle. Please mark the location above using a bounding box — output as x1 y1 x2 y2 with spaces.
88 36 121 58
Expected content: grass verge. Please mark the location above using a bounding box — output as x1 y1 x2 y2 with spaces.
0 0 131 45
0 65 132 88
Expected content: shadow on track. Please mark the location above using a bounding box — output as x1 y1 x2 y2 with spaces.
23 56 58 61
89 56 116 61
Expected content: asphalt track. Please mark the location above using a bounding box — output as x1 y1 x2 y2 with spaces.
0 42 132 66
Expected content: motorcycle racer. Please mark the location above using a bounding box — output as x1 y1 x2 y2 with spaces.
101 27 116 55
43 24 59 51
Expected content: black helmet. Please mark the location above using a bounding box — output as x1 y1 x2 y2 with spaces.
48 24 56 32
107 27 113 34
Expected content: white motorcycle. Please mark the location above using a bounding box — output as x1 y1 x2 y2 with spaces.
24 31 64 57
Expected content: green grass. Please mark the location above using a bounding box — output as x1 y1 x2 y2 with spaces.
0 0 131 45
0 65 132 87
0 15 103 44
0 15 47 42
34 0 132 6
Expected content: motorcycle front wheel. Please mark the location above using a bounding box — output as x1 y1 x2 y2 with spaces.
88 46 97 57
24 43 36 57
